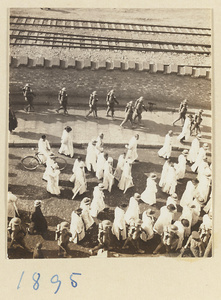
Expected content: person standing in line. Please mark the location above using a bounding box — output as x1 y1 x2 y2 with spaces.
122 220 145 254
125 134 139 163
8 188 19 222
103 157 115 193
80 198 95 232
124 193 141 225
89 220 113 255
56 87 68 115
153 204 176 236
177 114 193 143
118 159 134 194
70 208 85 244
47 164 61 196
8 217 31 251
120 101 134 128
38 135 53 164
72 161 87 200
95 133 104 156
55 222 72 258
161 162 177 195
141 173 158 205
191 143 209 173
132 96 147 127
174 149 189 180
172 99 188 126
187 134 201 163
166 193 178 213
112 203 128 241
58 126 74 158
85 91 98 119
180 179 199 208
90 183 106 218
114 152 126 181
96 151 108 180
181 231 205 257
191 109 203 136
106 89 119 119
70 156 84 182
9 104 18 133
28 200 48 236
22 83 36 113
158 130 173 159
159 158 171 188
140 209 156 242
85 139 97 172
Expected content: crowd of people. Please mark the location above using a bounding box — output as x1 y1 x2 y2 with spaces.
8 87 212 258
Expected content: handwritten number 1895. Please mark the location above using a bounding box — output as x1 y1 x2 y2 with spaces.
17 271 82 293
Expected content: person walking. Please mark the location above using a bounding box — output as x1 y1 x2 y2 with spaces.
58 126 74 158
177 114 193 143
158 130 173 159
9 104 18 133
70 208 85 244
132 96 147 127
22 83 35 113
72 161 87 200
85 91 98 119
120 101 134 128
56 87 68 115
141 173 158 205
125 134 139 163
28 200 48 236
38 135 53 164
191 109 203 136
106 89 119 119
173 99 188 126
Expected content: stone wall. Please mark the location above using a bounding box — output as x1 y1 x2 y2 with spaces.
9 56 212 108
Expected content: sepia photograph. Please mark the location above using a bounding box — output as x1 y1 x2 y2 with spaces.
8 8 212 259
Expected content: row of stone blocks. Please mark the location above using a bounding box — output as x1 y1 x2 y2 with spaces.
10 56 211 79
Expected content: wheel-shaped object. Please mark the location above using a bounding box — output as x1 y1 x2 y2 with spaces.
21 156 39 170
54 156 67 171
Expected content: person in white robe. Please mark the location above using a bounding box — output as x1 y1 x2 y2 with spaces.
153 204 176 235
118 159 134 193
103 157 115 192
70 208 85 243
158 130 173 159
47 164 61 195
199 211 212 245
166 193 178 213
70 156 84 182
159 158 171 188
95 133 104 156
112 204 127 241
125 134 139 163
187 134 201 163
197 157 211 182
114 152 126 181
173 219 190 250
124 193 141 225
196 168 211 203
90 183 106 218
58 126 74 158
180 179 199 208
141 173 157 205
96 151 108 180
174 149 188 180
191 143 209 172
43 156 57 181
80 198 95 231
177 114 193 143
85 139 97 172
72 161 87 199
140 209 155 242
179 205 192 237
38 135 53 164
189 201 201 227
203 192 212 214
161 162 177 195
8 189 19 219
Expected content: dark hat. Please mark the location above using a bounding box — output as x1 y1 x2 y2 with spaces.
12 217 21 225
81 197 91 205
119 203 128 209
75 208 83 215
65 126 72 132
181 219 190 227
134 193 141 200
98 183 105 190
146 208 155 216
167 204 176 212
